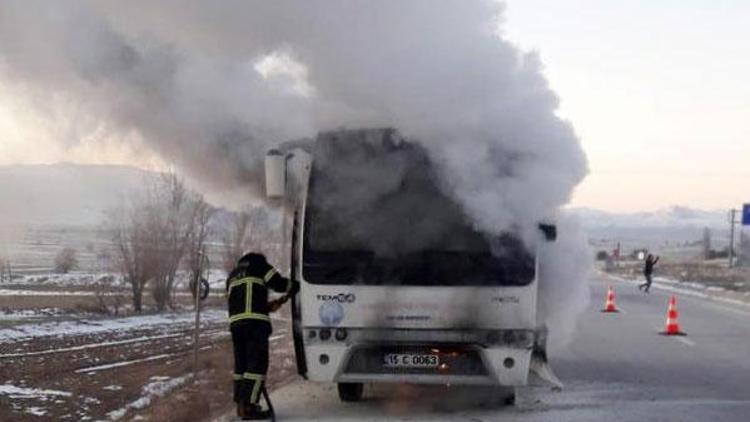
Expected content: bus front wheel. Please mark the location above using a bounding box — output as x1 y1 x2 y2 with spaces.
337 383 364 402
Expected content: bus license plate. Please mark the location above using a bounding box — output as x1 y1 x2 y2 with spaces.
383 353 439 368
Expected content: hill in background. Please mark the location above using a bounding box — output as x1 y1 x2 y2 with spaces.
0 163 154 227
0 163 738 255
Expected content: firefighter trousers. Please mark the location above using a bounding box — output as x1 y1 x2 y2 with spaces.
231 321 271 405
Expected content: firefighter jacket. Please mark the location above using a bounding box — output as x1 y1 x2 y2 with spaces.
226 261 292 327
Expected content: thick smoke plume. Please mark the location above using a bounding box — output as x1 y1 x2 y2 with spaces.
0 1 590 340
306 129 496 257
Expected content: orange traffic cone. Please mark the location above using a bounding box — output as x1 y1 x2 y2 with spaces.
600 286 619 313
660 296 686 336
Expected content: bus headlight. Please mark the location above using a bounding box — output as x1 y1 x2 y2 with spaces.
335 328 348 341
319 328 332 341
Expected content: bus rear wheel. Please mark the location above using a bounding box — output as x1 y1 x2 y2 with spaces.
337 383 364 402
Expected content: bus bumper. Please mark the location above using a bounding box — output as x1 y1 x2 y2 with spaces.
305 343 532 386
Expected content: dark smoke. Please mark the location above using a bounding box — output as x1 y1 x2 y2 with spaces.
306 129 490 256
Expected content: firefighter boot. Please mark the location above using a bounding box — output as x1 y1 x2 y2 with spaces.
243 403 271 420
236 401 246 419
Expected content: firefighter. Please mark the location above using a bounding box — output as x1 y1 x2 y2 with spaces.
226 252 297 420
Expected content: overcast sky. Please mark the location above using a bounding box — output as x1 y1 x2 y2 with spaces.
1 1 748 213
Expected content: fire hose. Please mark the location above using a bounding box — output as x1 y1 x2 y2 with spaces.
268 280 298 313
263 282 297 421
267 294 290 313
261 385 276 422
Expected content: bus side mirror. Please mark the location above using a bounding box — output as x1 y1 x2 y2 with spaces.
538 223 557 242
265 150 286 199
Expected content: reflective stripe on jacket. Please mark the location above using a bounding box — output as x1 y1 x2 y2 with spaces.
226 262 291 326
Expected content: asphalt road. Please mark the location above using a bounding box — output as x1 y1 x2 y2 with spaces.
219 273 750 422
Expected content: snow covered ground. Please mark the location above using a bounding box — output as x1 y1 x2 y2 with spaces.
2 268 228 288
107 374 193 421
0 302 299 421
0 306 233 421
5 273 125 287
0 309 226 344
0 308 68 321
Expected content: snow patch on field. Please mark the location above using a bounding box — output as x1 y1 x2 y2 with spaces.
76 353 173 373
0 288 104 296
0 309 227 343
0 384 72 399
0 308 67 320
6 269 227 289
8 273 125 287
107 374 192 421
0 288 208 297
0 333 184 358
25 406 47 416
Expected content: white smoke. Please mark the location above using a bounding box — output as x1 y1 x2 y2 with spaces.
0 0 590 339
537 214 592 351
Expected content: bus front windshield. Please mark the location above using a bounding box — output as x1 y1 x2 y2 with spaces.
301 141 535 287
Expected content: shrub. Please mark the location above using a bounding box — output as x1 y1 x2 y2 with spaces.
54 247 78 274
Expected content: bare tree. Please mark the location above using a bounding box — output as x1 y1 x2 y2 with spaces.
147 173 218 311
186 198 215 301
150 174 192 311
222 210 251 274
90 277 127 316
107 173 216 312
0 255 10 283
107 192 161 313
54 247 78 274
221 207 278 274
0 255 7 282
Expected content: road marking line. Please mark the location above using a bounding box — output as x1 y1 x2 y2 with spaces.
675 337 695 347
655 326 695 346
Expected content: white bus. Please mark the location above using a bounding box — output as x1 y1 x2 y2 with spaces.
265 129 559 402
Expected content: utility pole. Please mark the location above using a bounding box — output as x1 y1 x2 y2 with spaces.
193 247 208 376
702 227 712 260
729 209 738 268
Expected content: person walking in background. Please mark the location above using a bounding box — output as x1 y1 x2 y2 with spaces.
638 254 659 293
